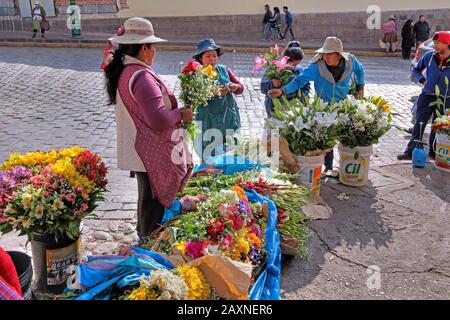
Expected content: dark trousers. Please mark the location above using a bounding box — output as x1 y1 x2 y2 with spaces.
33 29 45 34
135 172 165 239
282 25 295 40
406 94 448 152
402 47 412 59
324 150 334 171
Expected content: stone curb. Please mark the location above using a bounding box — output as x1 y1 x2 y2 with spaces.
0 40 402 57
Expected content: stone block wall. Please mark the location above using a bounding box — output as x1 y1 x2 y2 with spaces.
54 0 117 15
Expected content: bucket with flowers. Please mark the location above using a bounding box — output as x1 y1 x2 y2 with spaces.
0 147 108 293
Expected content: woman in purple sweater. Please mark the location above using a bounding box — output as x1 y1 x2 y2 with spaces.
105 18 194 240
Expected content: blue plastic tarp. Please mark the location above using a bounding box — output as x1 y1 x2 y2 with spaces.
193 155 267 175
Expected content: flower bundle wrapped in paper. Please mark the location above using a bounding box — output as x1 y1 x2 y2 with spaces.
0 147 108 241
178 60 221 139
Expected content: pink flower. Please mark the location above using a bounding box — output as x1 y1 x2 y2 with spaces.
274 44 280 56
221 234 233 250
115 26 125 36
273 56 290 73
79 204 89 213
65 193 76 203
252 56 267 72
186 241 205 260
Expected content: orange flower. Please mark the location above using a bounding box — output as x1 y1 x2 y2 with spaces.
247 233 262 249
230 186 248 202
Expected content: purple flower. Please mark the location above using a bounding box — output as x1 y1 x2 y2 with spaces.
238 200 251 216
0 167 32 193
248 246 263 266
11 166 33 181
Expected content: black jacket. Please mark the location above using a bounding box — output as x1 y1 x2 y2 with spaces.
263 10 272 24
414 21 430 42
402 21 415 49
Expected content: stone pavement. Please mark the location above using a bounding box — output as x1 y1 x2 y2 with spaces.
1 47 448 299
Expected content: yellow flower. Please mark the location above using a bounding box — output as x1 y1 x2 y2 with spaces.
172 241 187 255
176 265 211 300
127 287 157 300
201 65 217 78
53 199 65 210
51 158 94 193
35 206 45 219
21 194 33 209
237 237 250 255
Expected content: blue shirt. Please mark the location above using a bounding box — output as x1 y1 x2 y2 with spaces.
285 11 294 26
282 54 365 103
413 51 450 97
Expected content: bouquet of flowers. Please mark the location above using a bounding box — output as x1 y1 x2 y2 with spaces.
267 96 339 156
145 187 266 268
432 115 450 135
335 96 393 148
178 60 221 139
0 147 108 241
252 45 295 85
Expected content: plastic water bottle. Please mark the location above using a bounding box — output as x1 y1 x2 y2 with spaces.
412 122 427 168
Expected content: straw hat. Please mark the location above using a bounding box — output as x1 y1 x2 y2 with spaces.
310 37 350 63
110 17 167 45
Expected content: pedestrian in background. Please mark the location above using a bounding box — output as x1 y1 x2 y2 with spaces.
401 19 415 60
381 15 398 53
31 2 46 39
281 6 295 41
269 7 282 42
414 15 431 48
105 17 194 240
262 4 273 41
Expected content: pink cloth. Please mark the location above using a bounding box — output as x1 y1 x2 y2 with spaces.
383 20 397 34
118 64 191 208
226 67 244 95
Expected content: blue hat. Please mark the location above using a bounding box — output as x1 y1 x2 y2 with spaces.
193 38 224 58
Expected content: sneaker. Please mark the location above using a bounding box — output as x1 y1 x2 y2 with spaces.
397 151 412 161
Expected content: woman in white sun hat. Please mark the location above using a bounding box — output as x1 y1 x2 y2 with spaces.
104 17 194 240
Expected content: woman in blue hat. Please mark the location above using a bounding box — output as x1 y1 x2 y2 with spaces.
193 38 244 161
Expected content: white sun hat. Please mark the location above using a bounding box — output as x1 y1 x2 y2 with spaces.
310 37 350 63
110 17 167 45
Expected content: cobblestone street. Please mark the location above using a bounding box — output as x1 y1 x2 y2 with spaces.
1 47 449 299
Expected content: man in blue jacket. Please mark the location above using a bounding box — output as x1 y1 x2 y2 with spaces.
398 31 450 160
281 6 295 41
269 37 365 172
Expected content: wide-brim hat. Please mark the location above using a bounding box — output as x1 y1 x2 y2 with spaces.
193 38 224 58
310 37 350 63
110 17 167 45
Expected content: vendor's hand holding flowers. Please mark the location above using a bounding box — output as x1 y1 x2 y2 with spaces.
268 89 283 98
272 79 282 88
180 108 194 122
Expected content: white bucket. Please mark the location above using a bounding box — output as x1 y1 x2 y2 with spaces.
434 133 450 173
295 154 324 193
338 144 373 187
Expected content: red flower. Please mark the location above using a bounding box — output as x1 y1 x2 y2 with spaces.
182 60 202 74
186 241 205 259
207 218 225 241
228 214 243 231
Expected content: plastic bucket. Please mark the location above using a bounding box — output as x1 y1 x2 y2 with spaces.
434 133 450 172
295 154 324 193
30 232 80 294
7 251 33 300
338 144 373 187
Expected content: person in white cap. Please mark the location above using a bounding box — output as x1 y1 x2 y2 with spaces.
31 2 46 39
268 36 365 174
104 17 194 240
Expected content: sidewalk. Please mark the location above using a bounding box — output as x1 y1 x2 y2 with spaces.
0 30 402 57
